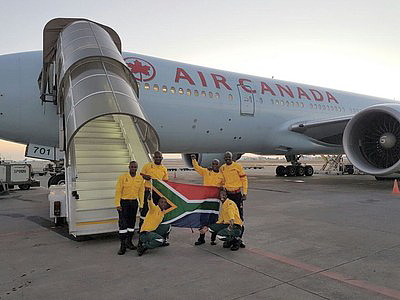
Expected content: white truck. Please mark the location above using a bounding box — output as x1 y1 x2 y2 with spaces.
0 163 40 190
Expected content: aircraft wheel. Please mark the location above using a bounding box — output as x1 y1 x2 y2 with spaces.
296 166 305 176
48 173 65 187
286 166 296 177
18 184 31 190
305 165 314 176
276 166 286 176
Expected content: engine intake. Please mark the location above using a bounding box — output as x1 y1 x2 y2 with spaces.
343 104 400 175
182 153 243 168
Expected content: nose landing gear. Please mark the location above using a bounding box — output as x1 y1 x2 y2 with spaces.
275 155 314 177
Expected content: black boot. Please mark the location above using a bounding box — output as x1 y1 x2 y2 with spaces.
126 232 137 250
137 241 147 256
118 237 127 255
194 233 205 245
210 232 217 245
231 239 240 251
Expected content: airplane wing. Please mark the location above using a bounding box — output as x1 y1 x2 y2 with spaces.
289 115 353 145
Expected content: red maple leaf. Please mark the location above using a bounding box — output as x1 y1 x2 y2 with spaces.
128 60 151 75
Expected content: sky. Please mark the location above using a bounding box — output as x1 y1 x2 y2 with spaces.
1 0 399 160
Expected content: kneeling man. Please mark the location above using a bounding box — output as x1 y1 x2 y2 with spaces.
137 197 171 256
208 189 243 251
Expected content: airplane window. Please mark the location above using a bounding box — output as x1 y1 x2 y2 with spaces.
295 102 299 107
144 83 150 90
291 101 294 107
310 104 314 109
280 100 284 106
153 84 159 92
209 92 213 98
170 87 176 94
301 102 304 108
215 92 220 99
286 101 290 107
178 88 184 95
271 100 275 104
194 90 199 96
322 105 326 110
201 91 206 97
228 94 233 100
162 85 167 93
275 100 279 105
186 89 191 96
318 104 321 110
314 104 317 109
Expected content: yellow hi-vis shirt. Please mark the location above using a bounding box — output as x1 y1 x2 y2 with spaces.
220 162 248 194
115 173 145 208
216 199 243 225
140 199 166 232
192 159 224 187
141 162 169 188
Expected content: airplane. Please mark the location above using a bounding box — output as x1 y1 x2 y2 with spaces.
2 18 400 236
0 19 399 182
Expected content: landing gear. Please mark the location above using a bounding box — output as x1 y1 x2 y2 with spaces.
48 173 65 187
275 155 314 177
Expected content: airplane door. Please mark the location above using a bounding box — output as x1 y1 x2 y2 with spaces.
237 84 255 116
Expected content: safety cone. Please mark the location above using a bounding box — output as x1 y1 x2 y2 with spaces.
392 179 400 194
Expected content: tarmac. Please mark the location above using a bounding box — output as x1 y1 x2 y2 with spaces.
1 165 400 299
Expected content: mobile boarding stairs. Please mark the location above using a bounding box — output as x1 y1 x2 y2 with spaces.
40 18 159 236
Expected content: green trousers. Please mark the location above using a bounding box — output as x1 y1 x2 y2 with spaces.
208 223 242 243
139 224 171 249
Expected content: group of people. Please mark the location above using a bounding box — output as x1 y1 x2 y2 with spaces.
114 151 248 256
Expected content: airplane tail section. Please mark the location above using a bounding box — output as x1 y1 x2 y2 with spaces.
41 18 159 236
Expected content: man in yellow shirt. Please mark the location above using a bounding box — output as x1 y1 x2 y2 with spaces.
220 151 248 248
139 151 169 230
115 161 145 255
137 197 171 256
208 189 243 251
191 154 223 246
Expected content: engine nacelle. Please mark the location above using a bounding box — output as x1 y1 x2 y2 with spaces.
182 153 243 168
343 104 400 175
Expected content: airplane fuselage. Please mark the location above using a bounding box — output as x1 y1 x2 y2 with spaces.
0 51 395 155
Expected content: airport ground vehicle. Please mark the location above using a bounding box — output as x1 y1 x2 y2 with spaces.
0 163 40 190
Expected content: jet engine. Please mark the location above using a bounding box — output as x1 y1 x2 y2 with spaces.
343 104 400 175
182 153 243 168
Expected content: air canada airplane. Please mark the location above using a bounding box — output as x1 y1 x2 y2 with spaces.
0 18 399 181
2 18 400 236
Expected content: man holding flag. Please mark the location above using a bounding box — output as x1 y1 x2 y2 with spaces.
220 151 248 248
191 154 224 245
137 196 171 256
139 151 169 230
208 189 244 251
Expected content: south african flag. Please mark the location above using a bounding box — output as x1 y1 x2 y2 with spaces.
152 179 221 228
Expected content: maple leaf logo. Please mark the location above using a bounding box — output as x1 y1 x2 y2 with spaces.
128 60 150 75
124 57 156 82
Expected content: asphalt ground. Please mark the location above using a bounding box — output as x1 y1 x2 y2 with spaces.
0 167 399 299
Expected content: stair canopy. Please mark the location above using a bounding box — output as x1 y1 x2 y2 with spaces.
43 18 159 163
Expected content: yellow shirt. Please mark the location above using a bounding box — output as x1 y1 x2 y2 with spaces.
140 199 166 232
141 162 169 188
217 199 243 225
192 159 224 187
114 173 145 208
220 162 248 194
